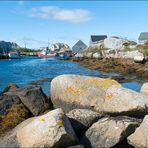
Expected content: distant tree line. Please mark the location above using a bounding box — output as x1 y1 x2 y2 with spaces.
17 48 41 53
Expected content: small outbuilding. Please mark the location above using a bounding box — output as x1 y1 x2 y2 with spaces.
90 35 107 45
72 40 88 53
138 32 148 44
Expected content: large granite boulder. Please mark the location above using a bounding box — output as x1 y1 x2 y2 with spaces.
74 53 84 58
134 52 145 63
81 116 140 148
123 50 143 59
104 37 127 50
16 85 52 116
127 115 148 148
102 85 148 117
51 75 148 117
67 109 103 134
51 75 120 113
140 83 148 95
0 108 78 148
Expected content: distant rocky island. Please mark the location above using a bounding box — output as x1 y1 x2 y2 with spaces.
0 41 20 53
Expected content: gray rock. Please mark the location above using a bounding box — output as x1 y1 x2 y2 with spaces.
134 53 145 63
0 92 32 136
128 115 148 148
51 75 148 117
92 52 101 59
0 93 21 115
16 85 52 116
67 109 103 133
84 52 93 58
2 83 19 93
0 108 78 148
103 85 148 117
67 145 84 148
140 83 148 95
104 37 127 50
0 117 35 147
50 74 120 113
82 116 140 148
123 50 142 59
75 53 84 58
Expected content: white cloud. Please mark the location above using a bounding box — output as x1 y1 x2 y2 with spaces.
29 6 92 23
18 1 24 6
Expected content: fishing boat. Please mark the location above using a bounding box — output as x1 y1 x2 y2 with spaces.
8 51 21 59
37 48 55 58
55 48 72 60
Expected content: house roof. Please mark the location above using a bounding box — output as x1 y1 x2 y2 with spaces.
72 40 87 53
91 35 107 42
139 32 148 40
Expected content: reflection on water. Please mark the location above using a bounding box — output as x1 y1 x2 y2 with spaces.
0 57 142 94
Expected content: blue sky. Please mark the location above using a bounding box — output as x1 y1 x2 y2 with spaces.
0 1 148 49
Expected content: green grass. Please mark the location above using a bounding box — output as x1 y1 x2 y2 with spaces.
86 47 107 56
123 47 135 52
137 43 148 56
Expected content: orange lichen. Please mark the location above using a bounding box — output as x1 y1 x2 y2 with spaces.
106 93 113 100
67 85 81 95
85 78 119 88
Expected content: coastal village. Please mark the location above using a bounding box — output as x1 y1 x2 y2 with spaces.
0 33 148 148
0 32 148 78
0 32 148 60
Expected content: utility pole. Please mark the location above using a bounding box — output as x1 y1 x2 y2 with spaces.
23 37 27 49
48 39 49 48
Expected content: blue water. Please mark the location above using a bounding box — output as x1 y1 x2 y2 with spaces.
0 57 142 94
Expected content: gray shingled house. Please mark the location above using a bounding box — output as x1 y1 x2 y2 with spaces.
139 32 148 44
72 40 87 53
89 35 107 45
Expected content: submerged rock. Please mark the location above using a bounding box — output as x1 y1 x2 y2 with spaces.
128 115 148 148
81 116 140 148
2 83 19 93
0 108 78 148
140 83 148 95
16 85 52 116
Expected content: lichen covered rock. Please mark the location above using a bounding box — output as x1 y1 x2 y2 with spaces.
51 74 120 113
140 83 148 95
82 116 140 148
67 109 103 134
0 108 78 148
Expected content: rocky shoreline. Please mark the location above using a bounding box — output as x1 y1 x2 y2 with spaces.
71 57 148 83
0 75 148 147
